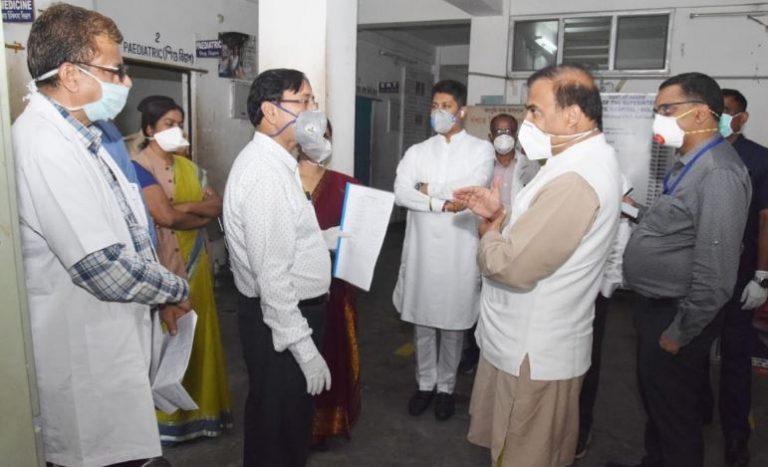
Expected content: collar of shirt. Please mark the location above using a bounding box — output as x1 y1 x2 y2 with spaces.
253 130 298 172
252 130 303 188
437 128 467 146
43 95 103 156
676 135 721 167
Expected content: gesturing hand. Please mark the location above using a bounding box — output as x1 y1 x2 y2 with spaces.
453 178 502 219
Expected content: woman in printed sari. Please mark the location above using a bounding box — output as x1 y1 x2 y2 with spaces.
132 95 232 443
298 122 362 448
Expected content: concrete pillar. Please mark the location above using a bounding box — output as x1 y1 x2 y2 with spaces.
258 0 357 176
0 22 44 467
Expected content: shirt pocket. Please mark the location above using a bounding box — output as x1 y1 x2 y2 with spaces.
644 195 693 237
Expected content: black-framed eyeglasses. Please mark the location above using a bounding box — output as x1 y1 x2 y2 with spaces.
278 96 317 107
491 128 515 136
653 100 704 116
75 62 129 81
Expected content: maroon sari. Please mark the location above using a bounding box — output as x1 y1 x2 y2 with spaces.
310 169 362 441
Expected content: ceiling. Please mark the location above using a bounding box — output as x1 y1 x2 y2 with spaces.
362 22 471 47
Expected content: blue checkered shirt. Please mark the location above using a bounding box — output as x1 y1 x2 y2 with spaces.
49 99 189 305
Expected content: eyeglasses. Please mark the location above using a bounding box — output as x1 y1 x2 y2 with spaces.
75 62 129 81
491 128 515 136
653 100 704 116
279 96 317 108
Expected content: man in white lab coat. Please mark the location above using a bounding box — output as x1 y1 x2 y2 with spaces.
14 5 190 467
393 79 495 421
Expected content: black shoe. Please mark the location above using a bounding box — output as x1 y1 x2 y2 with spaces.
725 438 750 466
408 389 435 416
574 431 591 459
434 392 455 421
458 348 480 374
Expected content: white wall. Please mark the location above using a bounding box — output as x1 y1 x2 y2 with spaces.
3 0 260 194
357 31 435 194
358 0 469 25
356 0 768 145
471 1 768 145
96 0 259 194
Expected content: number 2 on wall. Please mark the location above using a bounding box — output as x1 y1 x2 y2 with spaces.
155 32 161 43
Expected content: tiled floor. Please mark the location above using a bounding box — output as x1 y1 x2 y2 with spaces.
165 224 768 466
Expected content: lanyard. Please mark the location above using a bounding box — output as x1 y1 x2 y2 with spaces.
662 137 724 195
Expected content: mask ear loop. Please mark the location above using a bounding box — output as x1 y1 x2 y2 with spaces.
266 101 299 137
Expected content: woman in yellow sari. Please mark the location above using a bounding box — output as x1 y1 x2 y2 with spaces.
132 96 232 443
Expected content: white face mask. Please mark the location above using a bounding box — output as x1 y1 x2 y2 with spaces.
152 126 189 153
431 109 458 134
517 120 595 160
296 110 332 164
493 134 516 155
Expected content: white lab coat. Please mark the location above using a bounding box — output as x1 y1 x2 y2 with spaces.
13 93 160 467
393 130 495 330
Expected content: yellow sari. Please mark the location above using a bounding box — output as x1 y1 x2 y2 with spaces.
154 156 232 442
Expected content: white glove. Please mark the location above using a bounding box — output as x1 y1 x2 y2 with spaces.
297 353 332 395
321 226 349 251
741 274 768 310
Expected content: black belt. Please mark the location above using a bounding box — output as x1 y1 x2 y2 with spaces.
638 296 679 307
243 293 328 307
299 294 328 307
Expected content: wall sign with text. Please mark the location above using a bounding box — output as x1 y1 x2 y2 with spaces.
2 0 34 23
196 40 222 58
123 32 194 66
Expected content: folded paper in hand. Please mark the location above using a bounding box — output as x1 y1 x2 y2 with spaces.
150 310 199 414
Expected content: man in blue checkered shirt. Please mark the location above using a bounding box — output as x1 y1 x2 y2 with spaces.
13 4 189 467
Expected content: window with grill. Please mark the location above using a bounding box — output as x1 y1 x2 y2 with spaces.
511 12 670 73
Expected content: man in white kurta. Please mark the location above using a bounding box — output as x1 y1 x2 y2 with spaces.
14 5 190 466
393 80 494 421
456 65 621 467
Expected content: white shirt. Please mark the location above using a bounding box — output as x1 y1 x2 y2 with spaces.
392 130 495 329
224 131 331 364
492 150 540 207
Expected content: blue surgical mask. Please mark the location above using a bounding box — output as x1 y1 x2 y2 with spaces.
719 112 742 138
75 66 129 122
32 66 129 122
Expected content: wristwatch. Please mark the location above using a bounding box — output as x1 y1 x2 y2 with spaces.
753 276 768 288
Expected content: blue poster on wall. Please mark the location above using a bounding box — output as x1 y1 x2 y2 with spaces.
2 0 34 23
196 40 222 58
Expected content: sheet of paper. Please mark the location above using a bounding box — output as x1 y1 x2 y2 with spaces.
621 201 639 219
151 310 199 414
333 183 395 291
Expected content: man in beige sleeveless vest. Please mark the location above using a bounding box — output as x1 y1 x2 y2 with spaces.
455 64 622 467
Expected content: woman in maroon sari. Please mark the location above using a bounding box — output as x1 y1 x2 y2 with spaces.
298 123 362 447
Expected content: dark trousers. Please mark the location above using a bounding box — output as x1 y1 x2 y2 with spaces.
578 293 609 437
238 293 327 467
719 297 756 443
634 297 722 467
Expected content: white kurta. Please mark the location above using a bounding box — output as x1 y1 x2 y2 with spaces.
13 93 161 467
393 130 495 330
